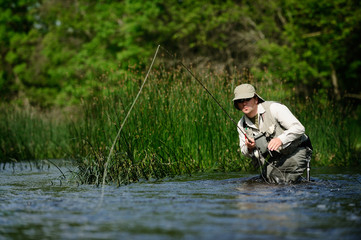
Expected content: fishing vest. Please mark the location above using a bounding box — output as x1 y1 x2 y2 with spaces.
242 101 307 156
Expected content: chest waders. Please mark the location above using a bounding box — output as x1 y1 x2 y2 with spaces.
242 101 312 182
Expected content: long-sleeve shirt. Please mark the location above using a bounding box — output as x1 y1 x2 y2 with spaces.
237 102 305 157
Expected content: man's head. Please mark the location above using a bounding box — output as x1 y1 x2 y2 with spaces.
233 84 265 117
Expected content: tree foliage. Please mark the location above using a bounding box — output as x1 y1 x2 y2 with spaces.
253 0 361 98
0 0 360 107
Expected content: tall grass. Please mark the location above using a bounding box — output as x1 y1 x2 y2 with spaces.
68 67 248 185
295 97 360 166
68 66 360 185
0 105 70 162
254 81 360 167
1 66 359 185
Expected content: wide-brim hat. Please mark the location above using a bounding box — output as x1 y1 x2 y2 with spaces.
233 84 265 110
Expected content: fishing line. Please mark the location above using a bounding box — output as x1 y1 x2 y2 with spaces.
97 45 161 209
159 45 250 140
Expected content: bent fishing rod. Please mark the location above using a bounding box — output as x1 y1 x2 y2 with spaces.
159 45 251 141
160 47 278 180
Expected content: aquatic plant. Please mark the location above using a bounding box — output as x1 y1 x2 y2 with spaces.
1 64 359 184
295 97 360 167
68 66 249 185
0 105 70 162
68 64 359 185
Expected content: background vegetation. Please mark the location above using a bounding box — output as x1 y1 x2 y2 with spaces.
1 0 360 106
1 0 360 184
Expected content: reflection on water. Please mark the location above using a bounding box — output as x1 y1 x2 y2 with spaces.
0 160 360 240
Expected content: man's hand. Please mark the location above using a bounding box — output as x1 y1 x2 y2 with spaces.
268 137 282 151
245 138 256 151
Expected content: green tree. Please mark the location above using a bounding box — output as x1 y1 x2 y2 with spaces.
1 0 360 107
0 0 39 102
253 0 361 98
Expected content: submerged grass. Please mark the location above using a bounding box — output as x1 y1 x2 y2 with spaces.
1 66 359 185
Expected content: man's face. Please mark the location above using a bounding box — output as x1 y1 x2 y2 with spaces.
237 97 258 117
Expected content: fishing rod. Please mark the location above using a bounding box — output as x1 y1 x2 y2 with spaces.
160 46 281 181
159 45 251 141
159 46 311 183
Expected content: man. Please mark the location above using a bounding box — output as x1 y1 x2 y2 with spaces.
233 83 312 183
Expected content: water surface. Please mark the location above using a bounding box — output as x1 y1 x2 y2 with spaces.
0 160 360 239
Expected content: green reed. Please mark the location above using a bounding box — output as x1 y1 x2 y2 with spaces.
68 66 360 185
68 67 250 185
1 67 359 184
295 97 359 166
0 105 69 162
255 80 360 167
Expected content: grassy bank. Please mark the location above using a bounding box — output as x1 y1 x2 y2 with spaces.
1 68 360 185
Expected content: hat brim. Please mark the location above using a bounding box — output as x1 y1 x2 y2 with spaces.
233 94 265 110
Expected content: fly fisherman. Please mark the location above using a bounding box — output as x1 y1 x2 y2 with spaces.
233 84 313 183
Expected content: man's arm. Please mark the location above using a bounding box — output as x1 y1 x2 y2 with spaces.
269 102 305 150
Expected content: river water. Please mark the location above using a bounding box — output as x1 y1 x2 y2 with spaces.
0 160 360 240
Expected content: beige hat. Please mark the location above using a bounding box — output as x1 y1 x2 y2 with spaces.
233 84 265 109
